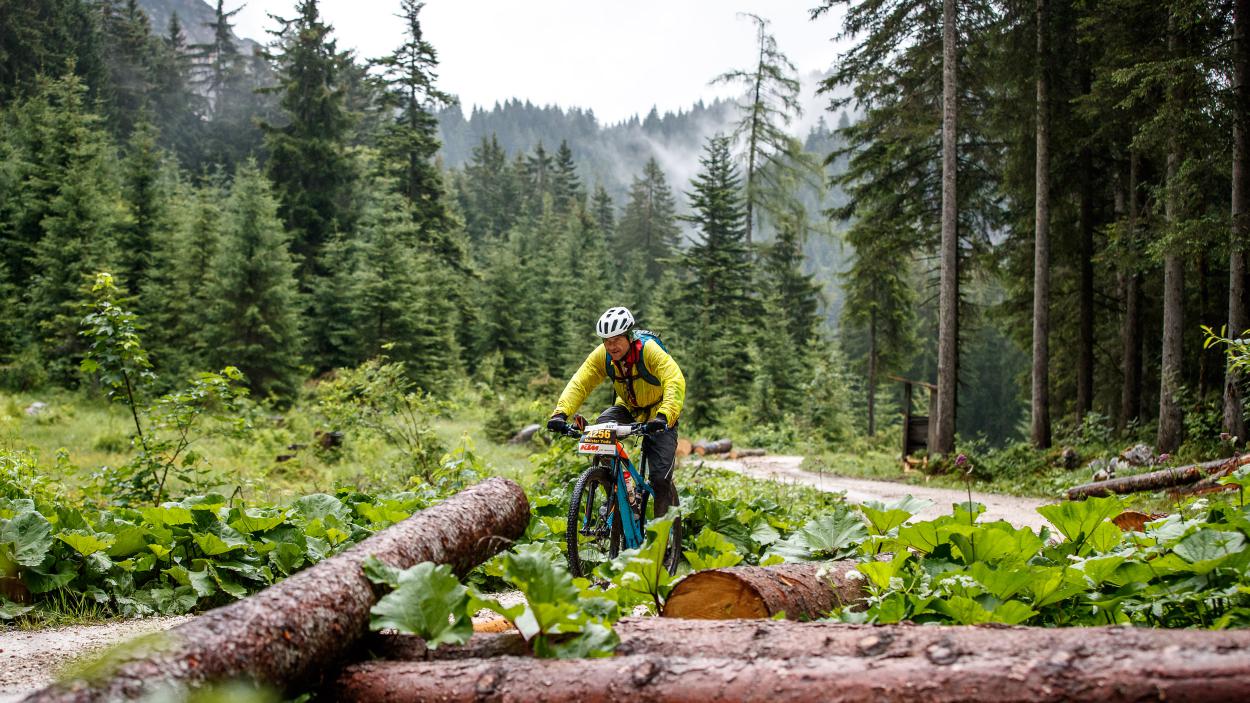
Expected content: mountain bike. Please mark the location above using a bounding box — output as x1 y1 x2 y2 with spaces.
553 418 681 578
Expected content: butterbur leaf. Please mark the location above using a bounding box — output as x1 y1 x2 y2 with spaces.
1173 529 1245 571
861 496 932 535
989 600 1036 625
362 555 403 588
534 622 619 659
1036 496 1123 547
23 560 78 593
1 510 55 567
0 597 33 620
57 530 115 557
369 562 472 649
933 595 992 624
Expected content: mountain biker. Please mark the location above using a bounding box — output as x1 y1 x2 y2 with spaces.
547 306 686 518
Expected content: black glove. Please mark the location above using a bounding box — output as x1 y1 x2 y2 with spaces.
547 413 568 433
645 414 668 434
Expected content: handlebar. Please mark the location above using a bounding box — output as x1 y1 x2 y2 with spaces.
550 421 664 439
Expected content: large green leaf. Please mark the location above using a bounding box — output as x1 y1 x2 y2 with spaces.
369 562 473 649
683 527 743 570
0 598 34 620
291 494 350 525
1 510 54 567
23 560 77 593
57 530 115 557
1173 529 1246 574
766 514 867 562
861 496 933 535
968 562 1034 600
1036 496 1123 549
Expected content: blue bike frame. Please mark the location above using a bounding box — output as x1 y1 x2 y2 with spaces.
609 454 654 550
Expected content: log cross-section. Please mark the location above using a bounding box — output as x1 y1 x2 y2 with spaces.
661 561 865 620
24 477 530 703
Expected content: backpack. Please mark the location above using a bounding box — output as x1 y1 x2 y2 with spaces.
604 329 670 387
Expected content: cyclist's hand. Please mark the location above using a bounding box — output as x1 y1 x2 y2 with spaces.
644 415 668 434
547 413 568 434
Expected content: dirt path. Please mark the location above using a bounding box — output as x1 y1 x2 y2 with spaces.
0 616 193 702
700 455 1054 532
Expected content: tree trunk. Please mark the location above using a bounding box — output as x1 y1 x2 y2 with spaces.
693 439 733 456
1120 153 1143 433
934 0 960 457
25 478 530 703
661 561 865 620
1031 0 1052 449
1066 454 1250 500
1227 0 1250 443
868 309 878 437
1158 15 1185 454
1077 147 1095 422
333 620 1250 703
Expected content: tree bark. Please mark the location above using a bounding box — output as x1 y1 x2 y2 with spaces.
1227 0 1250 443
508 424 542 444
1031 0 1052 449
934 0 960 456
693 439 733 456
868 308 878 437
1066 454 1250 500
1157 15 1186 454
1120 153 1143 433
24 477 530 703
333 620 1250 703
661 561 865 620
1077 146 1095 421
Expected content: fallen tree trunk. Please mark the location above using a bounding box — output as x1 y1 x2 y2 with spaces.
693 438 732 456
661 561 865 620
1066 454 1250 500
508 424 542 444
728 448 766 459
675 438 693 459
332 620 1250 702
25 477 529 703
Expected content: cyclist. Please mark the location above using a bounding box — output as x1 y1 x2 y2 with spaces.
547 306 686 518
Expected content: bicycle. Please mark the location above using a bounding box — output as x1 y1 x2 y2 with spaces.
553 417 682 578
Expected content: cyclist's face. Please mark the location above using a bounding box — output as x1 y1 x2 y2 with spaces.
604 334 630 360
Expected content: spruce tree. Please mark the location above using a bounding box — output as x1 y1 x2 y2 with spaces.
590 183 616 240
119 120 164 298
372 0 454 243
551 140 584 214
204 162 303 398
680 135 753 426
263 0 356 288
13 71 126 381
459 134 520 243
616 158 681 280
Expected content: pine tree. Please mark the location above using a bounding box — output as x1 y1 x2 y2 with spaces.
148 12 205 165
203 162 303 398
144 175 223 377
616 158 681 280
459 134 520 243
119 120 164 298
263 0 356 288
679 135 753 426
712 13 809 246
12 71 127 381
523 141 554 211
590 183 616 240
97 0 156 137
552 140 583 214
372 0 453 240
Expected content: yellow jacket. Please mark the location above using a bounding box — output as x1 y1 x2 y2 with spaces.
554 339 685 424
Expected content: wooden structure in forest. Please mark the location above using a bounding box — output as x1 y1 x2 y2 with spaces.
895 376 937 459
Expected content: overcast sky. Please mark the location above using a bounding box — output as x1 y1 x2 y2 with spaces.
232 1 847 125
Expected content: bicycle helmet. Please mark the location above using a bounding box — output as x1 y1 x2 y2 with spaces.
595 306 635 338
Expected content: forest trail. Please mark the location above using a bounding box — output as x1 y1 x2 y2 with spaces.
698 455 1054 532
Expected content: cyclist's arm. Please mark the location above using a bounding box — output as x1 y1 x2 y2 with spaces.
644 342 686 425
554 345 609 417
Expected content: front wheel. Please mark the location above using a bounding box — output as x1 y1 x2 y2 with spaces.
566 465 618 578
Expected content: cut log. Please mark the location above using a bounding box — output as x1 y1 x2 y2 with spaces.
24 477 529 703
693 438 732 456
507 423 542 444
727 448 766 459
1066 454 1250 500
331 620 1250 702
675 438 693 459
661 561 865 620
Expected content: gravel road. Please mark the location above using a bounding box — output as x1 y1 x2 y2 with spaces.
700 454 1055 532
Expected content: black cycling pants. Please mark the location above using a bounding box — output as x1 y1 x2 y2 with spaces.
595 406 679 517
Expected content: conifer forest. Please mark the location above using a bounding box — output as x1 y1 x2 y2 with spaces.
5 0 1250 698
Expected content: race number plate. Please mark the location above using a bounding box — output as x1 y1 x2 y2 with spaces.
577 442 618 456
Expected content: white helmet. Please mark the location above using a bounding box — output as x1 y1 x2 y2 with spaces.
595 306 635 338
